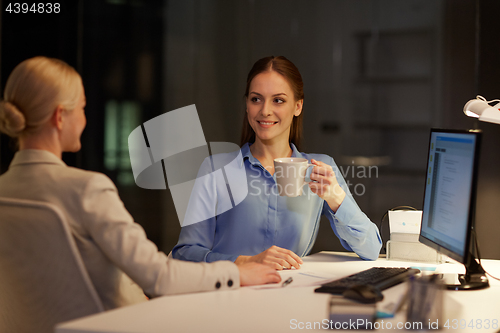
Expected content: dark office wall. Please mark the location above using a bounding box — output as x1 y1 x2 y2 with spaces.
440 0 500 260
0 0 165 246
79 0 165 246
463 0 500 260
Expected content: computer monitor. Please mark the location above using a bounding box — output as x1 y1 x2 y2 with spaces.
419 128 489 290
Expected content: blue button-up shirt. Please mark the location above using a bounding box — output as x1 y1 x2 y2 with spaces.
172 143 382 262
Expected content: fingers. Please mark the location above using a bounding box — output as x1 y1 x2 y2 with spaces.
238 263 281 286
276 246 303 268
310 159 336 179
309 169 339 194
267 270 282 284
309 181 345 195
308 159 347 211
271 245 303 269
259 246 303 270
311 158 326 167
263 260 284 270
309 173 333 186
263 257 294 270
258 263 283 281
309 159 343 196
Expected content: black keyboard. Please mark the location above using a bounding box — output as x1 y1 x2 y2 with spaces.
314 267 420 294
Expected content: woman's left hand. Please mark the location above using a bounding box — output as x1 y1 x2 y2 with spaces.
308 159 346 212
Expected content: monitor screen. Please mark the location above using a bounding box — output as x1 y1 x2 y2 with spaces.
419 129 481 263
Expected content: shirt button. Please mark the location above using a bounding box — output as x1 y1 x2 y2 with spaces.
228 279 233 287
215 281 221 289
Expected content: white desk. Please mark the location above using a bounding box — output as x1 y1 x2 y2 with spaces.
56 252 500 333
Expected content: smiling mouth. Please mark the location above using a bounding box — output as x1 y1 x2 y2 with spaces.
257 121 278 126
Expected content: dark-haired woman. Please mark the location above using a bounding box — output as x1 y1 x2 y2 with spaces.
173 56 382 269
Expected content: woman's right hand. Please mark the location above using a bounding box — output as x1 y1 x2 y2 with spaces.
238 262 282 286
235 245 303 270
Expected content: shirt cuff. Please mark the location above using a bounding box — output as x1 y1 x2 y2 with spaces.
328 195 357 226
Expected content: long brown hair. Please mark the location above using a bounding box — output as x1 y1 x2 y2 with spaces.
240 56 304 150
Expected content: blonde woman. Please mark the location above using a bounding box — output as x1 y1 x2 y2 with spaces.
0 57 280 310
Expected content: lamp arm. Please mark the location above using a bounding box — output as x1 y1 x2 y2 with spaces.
476 95 500 105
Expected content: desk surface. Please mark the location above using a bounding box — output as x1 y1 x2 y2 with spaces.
56 252 500 333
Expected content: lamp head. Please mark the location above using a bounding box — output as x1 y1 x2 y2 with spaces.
463 96 500 125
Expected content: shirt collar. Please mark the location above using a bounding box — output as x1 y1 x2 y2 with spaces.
241 142 302 166
9 149 67 169
241 143 257 165
290 142 301 158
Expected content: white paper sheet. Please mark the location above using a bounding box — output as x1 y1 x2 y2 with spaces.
248 270 335 289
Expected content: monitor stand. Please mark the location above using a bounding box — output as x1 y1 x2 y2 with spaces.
445 253 489 291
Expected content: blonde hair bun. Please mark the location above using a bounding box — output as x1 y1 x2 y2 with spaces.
0 100 26 137
1 56 81 138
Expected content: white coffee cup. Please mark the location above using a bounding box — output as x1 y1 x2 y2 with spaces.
274 157 314 197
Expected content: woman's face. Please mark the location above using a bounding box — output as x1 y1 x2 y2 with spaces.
61 83 86 152
246 71 302 145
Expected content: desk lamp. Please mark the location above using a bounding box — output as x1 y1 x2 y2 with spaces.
463 95 500 124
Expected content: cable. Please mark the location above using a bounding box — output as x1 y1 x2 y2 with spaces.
485 270 500 282
379 206 418 254
474 229 500 281
476 95 500 104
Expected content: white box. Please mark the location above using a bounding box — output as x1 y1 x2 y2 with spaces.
387 210 442 263
387 240 443 263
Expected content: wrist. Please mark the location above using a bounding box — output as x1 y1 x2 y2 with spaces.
235 255 250 266
327 187 346 213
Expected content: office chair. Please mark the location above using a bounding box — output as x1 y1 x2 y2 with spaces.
0 197 104 333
